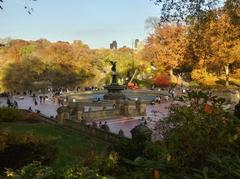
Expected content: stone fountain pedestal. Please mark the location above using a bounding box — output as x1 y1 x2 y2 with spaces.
103 73 126 100
104 83 126 100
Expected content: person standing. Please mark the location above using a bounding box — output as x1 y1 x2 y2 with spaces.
99 121 102 128
234 101 240 119
39 96 42 103
14 100 18 108
34 99 38 105
172 90 176 98
7 98 11 107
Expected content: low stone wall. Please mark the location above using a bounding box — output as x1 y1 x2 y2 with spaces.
68 100 115 107
58 98 147 121
83 109 120 120
38 113 58 124
214 90 239 104
62 119 130 143
21 109 130 144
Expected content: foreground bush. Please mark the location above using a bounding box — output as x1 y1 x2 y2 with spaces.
4 162 56 179
108 91 240 178
0 130 57 172
155 91 240 178
0 108 24 122
3 152 116 179
3 162 109 179
0 108 40 122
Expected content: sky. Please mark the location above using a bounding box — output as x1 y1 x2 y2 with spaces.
0 0 161 49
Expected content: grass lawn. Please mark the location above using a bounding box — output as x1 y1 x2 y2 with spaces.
0 122 109 169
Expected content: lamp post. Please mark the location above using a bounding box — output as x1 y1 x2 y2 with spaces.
131 39 135 72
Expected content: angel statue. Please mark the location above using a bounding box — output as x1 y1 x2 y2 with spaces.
110 61 116 73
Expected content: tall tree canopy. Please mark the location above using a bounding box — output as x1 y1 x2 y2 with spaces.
152 0 222 23
142 24 188 79
152 0 239 24
0 0 37 14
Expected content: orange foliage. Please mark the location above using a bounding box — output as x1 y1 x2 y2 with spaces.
204 103 212 113
128 82 139 90
142 24 188 73
154 75 169 87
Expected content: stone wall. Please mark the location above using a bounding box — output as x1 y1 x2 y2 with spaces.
214 90 240 104
83 109 120 120
60 119 130 143
22 109 130 144
57 99 147 121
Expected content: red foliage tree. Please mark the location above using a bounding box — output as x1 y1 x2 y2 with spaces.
154 75 170 87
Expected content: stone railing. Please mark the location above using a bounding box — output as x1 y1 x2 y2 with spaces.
83 109 120 120
58 99 147 122
60 119 130 143
21 109 130 144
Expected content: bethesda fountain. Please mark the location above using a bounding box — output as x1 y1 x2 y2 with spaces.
103 61 126 100
57 60 147 123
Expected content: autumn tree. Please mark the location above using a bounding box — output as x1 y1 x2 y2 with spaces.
145 16 160 30
152 0 222 23
225 0 240 25
72 40 95 81
92 49 115 85
0 39 98 90
208 10 240 86
142 24 188 82
151 0 240 87
114 47 134 83
5 40 30 63
1 56 47 91
186 6 240 86
93 47 140 85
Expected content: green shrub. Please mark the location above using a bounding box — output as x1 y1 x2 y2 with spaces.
189 81 200 88
134 79 153 89
193 153 240 178
5 162 56 179
0 107 24 122
156 91 240 178
63 165 103 179
4 162 108 179
0 130 57 171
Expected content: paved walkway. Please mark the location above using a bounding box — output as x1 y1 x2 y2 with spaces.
96 102 171 139
0 95 59 117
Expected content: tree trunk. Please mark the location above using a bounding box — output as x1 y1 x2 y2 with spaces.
169 69 174 82
129 69 138 83
224 64 229 86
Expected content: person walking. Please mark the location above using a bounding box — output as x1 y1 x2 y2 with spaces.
39 96 42 103
28 106 32 111
7 98 11 107
34 99 38 105
14 100 18 108
234 101 240 119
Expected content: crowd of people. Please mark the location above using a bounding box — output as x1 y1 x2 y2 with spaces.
6 97 18 108
32 94 50 106
150 87 179 105
0 86 104 113
0 88 63 113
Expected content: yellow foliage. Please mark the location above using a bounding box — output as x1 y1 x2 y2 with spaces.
191 69 218 85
